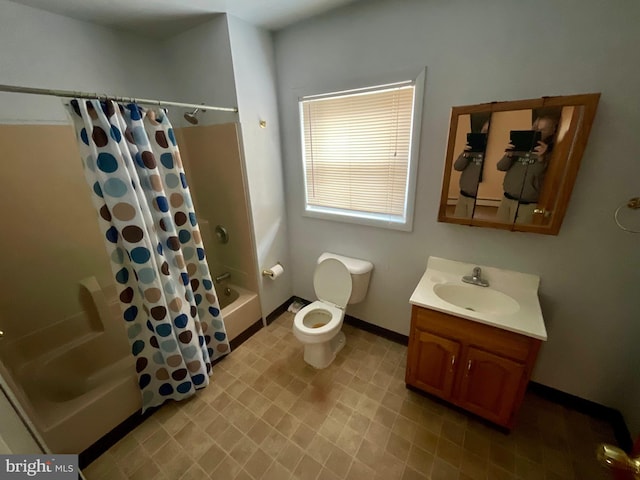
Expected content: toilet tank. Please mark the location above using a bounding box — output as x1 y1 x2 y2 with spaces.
318 252 373 304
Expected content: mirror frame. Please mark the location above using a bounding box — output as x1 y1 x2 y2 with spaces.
438 93 600 235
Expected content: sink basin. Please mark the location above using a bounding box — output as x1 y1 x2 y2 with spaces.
433 283 520 315
410 257 546 340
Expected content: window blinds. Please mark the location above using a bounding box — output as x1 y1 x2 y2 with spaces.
300 84 415 218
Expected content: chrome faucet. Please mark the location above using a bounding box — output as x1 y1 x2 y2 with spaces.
214 271 231 283
462 266 489 287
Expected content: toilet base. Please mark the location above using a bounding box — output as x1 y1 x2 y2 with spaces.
303 331 346 369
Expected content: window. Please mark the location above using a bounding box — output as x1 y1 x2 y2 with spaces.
299 78 422 231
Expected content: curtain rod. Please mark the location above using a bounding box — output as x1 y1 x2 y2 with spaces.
0 83 238 113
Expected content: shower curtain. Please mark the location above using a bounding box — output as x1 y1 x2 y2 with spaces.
67 99 229 411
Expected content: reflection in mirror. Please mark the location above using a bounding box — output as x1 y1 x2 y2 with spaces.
529 105 583 226
447 112 491 219
495 107 562 224
471 107 564 224
438 93 600 235
472 109 533 222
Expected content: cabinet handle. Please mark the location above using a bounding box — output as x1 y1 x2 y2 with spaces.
450 355 456 372
466 360 472 375
533 208 551 217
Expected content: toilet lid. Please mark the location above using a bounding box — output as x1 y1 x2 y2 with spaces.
314 258 352 308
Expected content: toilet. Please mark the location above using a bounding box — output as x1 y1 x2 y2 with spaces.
293 252 373 369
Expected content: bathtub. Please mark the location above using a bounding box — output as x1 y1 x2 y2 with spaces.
13 288 141 455
216 283 262 343
8 280 261 454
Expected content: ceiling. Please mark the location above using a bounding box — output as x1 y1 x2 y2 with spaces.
10 0 360 36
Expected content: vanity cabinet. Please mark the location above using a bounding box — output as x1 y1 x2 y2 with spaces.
406 305 541 429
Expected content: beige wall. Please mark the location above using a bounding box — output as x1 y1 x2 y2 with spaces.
175 123 258 293
0 125 113 345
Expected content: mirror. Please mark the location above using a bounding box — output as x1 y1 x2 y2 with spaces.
438 94 600 235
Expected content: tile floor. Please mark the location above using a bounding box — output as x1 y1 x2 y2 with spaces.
83 312 618 480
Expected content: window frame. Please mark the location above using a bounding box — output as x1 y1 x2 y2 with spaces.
296 69 426 232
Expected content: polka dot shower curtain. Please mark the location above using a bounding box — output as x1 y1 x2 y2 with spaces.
67 99 229 411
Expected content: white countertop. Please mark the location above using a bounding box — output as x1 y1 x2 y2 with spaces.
410 257 547 341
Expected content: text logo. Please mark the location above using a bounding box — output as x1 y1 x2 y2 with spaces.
0 455 77 479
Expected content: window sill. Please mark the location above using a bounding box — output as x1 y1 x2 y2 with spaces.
303 205 413 232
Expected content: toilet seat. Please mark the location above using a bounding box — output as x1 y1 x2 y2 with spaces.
293 300 343 337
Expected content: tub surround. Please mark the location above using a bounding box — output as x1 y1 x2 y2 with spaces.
410 256 547 341
175 123 259 297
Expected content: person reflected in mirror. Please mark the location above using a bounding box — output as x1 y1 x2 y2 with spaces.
453 120 489 218
495 113 559 224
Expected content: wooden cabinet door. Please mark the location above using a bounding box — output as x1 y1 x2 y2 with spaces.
457 347 525 426
407 329 461 399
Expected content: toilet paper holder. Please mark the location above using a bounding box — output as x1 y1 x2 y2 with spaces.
262 263 283 278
